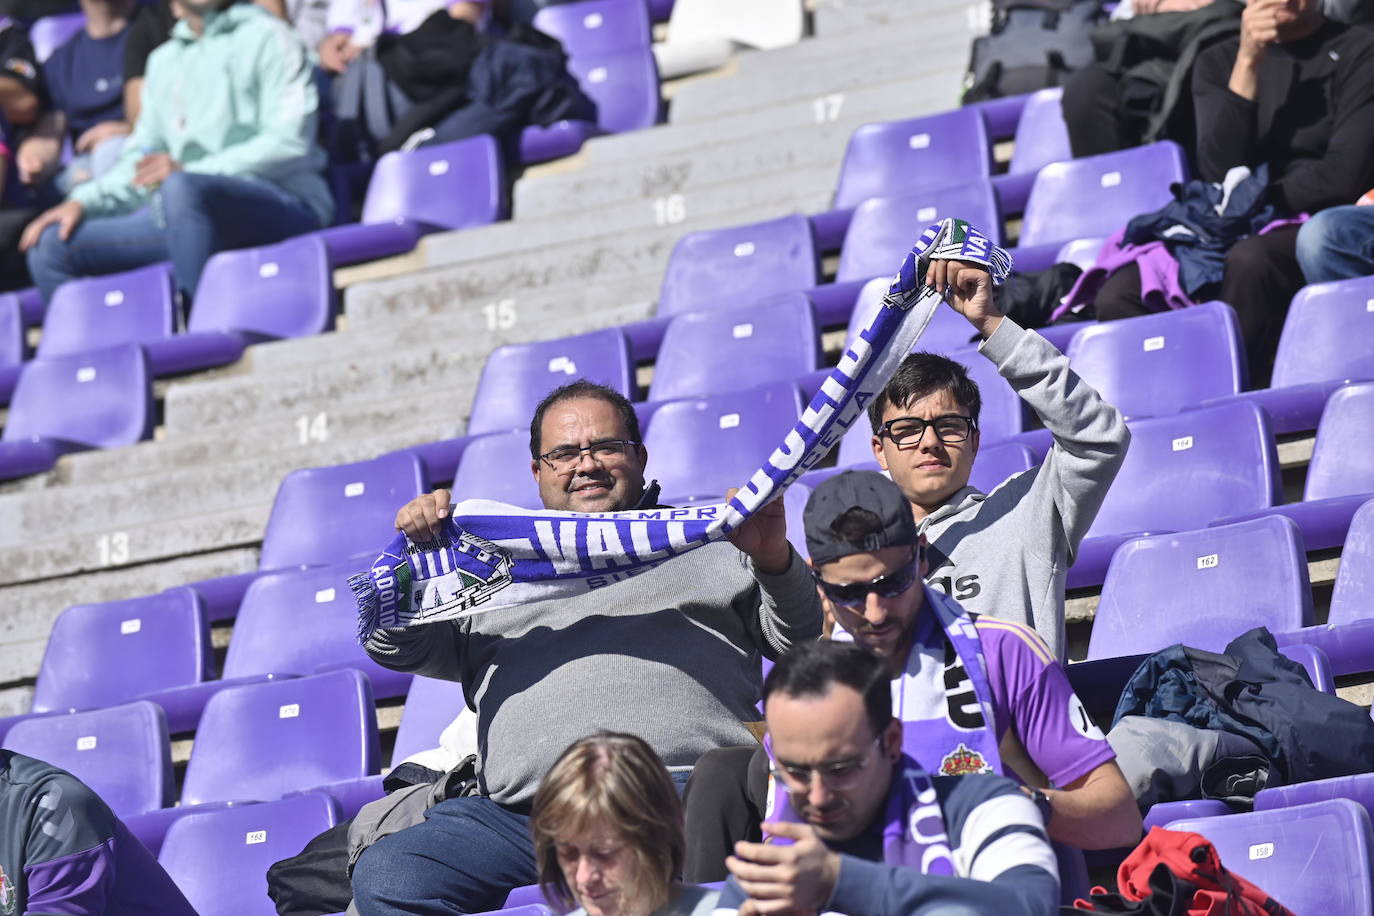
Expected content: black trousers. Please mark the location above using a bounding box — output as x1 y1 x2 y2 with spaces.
1093 225 1304 387
681 745 770 883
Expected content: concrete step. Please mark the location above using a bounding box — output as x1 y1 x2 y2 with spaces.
668 32 967 123
0 548 259 687
813 0 985 37
341 197 830 341
577 75 962 168
512 122 858 220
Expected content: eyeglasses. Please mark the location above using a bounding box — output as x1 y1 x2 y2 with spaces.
771 736 884 790
813 552 921 608
538 438 640 471
876 414 976 446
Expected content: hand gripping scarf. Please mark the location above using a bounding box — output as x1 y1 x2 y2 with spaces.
352 218 1013 640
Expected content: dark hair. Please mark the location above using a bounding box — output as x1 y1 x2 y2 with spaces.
866 352 982 432
828 506 884 545
528 380 642 460
763 641 892 738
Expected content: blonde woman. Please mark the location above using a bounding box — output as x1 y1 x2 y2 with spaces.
531 733 718 916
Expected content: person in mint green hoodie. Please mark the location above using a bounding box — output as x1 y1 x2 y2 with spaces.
19 0 332 304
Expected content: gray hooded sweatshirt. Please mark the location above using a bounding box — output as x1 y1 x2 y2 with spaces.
918 317 1130 661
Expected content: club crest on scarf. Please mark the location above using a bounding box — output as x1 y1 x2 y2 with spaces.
939 742 992 776
351 219 1013 639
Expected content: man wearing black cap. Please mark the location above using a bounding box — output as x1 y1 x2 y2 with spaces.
682 471 1141 882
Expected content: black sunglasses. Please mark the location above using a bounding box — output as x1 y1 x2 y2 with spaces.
813 551 922 608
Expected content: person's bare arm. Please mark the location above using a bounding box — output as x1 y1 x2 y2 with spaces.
0 76 39 126
1229 0 1283 100
16 111 65 185
1043 760 1142 850
447 0 483 22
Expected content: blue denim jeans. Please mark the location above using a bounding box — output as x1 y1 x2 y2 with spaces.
27 170 323 303
1296 205 1374 285
350 796 538 916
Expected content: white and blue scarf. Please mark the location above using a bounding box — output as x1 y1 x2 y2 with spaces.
352 219 1013 640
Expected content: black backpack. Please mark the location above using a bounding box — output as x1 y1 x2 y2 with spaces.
963 0 1106 103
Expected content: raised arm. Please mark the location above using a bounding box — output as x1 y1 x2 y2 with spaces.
726 488 824 658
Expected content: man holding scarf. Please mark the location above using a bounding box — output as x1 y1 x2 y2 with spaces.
716 639 1059 915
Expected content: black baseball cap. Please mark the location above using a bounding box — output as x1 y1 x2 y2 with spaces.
804 470 918 567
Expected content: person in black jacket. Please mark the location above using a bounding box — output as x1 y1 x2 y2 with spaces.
1091 0 1374 383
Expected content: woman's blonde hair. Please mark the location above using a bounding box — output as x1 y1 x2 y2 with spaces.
530 732 685 914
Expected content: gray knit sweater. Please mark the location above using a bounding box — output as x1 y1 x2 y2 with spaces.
365 542 822 807
920 318 1130 662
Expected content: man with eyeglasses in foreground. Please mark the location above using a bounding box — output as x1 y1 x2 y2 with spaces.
683 471 1140 884
715 639 1059 916
350 380 822 916
869 257 1130 663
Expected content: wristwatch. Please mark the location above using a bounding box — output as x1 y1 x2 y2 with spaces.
1026 787 1053 825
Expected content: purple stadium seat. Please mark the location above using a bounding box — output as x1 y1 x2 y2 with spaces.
260 451 428 571
647 380 803 503
3 701 173 819
1054 237 1109 272
147 564 415 733
0 291 25 403
159 793 340 916
468 327 634 435
521 47 663 163
1256 772 1374 821
29 12 85 62
1013 141 1187 273
948 345 1024 444
141 236 336 375
478 907 555 916
228 565 413 697
533 0 651 55
306 674 470 811
812 108 992 251
1276 497 1374 676
844 278 981 355
1218 380 1374 551
179 669 378 808
1166 800 1374 916
808 181 1003 322
504 885 550 908
1064 301 1246 419
649 292 819 401
970 440 1038 493
657 213 819 318
0 342 154 479
36 263 175 360
1141 799 1233 833
452 430 543 508
1203 276 1374 433
1069 400 1280 589
393 675 469 766
316 135 507 265
993 87 1071 214
12 286 44 325
186 451 428 623
1087 516 1313 661
26 587 212 719
647 0 673 20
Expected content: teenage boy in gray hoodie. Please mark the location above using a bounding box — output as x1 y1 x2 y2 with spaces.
867 257 1130 663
